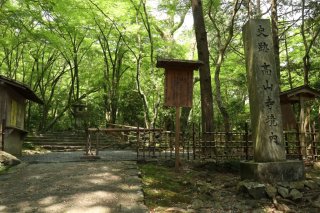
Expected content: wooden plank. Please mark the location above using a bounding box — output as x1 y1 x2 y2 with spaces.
87 128 163 132
165 68 193 107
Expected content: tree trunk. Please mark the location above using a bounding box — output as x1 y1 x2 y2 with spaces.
191 0 214 133
209 0 241 146
271 0 281 81
284 35 293 89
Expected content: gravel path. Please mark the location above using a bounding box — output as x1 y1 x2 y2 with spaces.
0 151 148 213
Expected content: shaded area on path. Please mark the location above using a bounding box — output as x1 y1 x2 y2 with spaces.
0 151 147 213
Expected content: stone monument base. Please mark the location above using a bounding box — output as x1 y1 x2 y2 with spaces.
240 160 305 183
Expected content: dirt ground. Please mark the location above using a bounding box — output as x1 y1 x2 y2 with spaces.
140 160 320 213
0 153 147 213
1 151 320 213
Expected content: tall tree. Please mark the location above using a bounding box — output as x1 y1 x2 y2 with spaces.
301 0 320 85
209 0 242 134
191 0 214 133
271 0 281 80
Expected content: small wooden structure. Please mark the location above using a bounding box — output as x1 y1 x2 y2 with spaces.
0 75 43 156
156 58 202 171
280 85 320 130
156 59 202 107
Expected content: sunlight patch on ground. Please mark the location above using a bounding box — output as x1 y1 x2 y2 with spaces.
38 196 58 205
0 206 7 211
71 190 117 204
66 206 112 213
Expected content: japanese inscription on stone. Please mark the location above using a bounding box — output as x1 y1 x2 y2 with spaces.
243 19 286 162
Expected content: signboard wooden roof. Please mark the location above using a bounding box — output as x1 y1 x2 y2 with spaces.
156 59 202 107
156 58 203 69
0 75 44 104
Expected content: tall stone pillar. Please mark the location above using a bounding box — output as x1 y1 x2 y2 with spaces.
243 19 285 162
241 19 304 183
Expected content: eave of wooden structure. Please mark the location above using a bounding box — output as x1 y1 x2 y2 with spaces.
0 75 44 104
156 58 203 70
280 84 320 104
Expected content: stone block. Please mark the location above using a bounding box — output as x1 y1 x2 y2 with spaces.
304 180 318 190
243 19 286 162
289 181 305 190
289 188 303 200
238 181 267 199
0 151 21 167
240 160 305 183
277 186 289 198
265 184 277 198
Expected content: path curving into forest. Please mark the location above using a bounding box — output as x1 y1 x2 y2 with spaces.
0 151 148 213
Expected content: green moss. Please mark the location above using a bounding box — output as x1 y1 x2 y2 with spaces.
0 164 8 175
139 163 195 208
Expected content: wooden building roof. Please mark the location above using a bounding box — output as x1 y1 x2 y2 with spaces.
280 85 320 104
0 75 43 104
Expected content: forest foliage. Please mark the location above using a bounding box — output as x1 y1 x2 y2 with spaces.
0 0 319 132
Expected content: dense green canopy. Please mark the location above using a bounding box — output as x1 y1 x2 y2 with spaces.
0 0 319 132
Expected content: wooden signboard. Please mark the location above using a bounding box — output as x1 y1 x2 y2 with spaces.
156 59 202 107
165 68 193 107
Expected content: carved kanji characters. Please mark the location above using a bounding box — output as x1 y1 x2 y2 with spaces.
265 96 275 110
266 114 278 126
263 80 273 91
258 42 270 52
257 25 269 37
269 132 280 144
260 63 272 75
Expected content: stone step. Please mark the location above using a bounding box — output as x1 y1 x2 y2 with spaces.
24 131 136 152
40 145 85 151
24 140 115 145
27 135 86 139
26 138 86 142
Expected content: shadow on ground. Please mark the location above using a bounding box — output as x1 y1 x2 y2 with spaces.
0 152 147 213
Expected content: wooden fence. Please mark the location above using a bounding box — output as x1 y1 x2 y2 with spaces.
87 126 320 162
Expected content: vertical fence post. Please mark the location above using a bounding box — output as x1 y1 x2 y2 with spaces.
174 106 181 172
315 131 319 161
312 122 317 161
295 125 302 160
137 125 140 159
198 122 201 159
192 123 196 160
170 131 173 159
96 131 99 156
165 131 168 159
187 129 190 160
284 132 289 155
86 129 91 155
245 122 249 160
1 119 6 151
143 128 145 159
152 126 156 157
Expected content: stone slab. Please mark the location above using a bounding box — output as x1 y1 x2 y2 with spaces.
240 160 305 183
243 19 286 162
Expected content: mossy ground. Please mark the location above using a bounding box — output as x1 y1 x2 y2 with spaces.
0 163 8 174
139 161 197 208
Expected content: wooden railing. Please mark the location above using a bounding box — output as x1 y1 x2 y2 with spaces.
86 125 320 162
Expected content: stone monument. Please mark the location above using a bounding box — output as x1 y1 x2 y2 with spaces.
240 19 305 182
